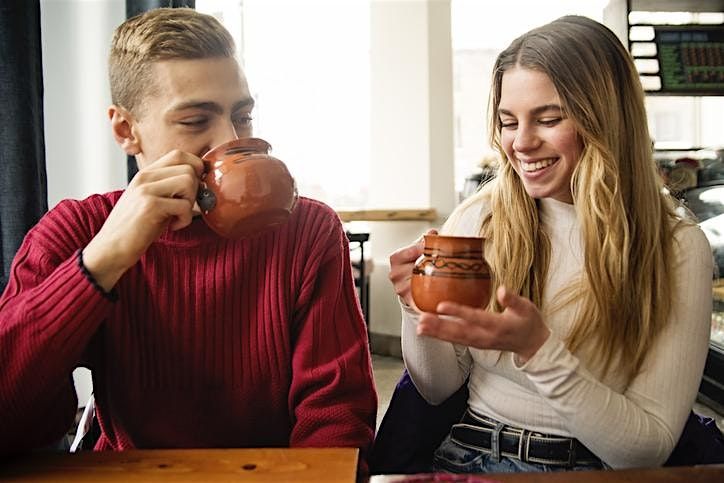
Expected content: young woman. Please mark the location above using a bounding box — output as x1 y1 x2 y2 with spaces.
389 15 713 473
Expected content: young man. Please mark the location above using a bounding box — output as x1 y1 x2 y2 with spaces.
0 7 376 467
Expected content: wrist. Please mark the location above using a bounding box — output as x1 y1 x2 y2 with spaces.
516 326 551 365
77 250 119 301
82 238 131 292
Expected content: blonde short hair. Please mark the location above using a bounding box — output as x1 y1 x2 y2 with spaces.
109 7 235 115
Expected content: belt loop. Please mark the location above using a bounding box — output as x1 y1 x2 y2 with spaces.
489 422 505 463
568 438 577 467
517 429 531 463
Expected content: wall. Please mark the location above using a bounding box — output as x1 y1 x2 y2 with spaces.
40 0 127 406
367 0 455 343
41 0 126 209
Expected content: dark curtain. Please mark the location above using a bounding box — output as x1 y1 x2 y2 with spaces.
125 0 195 183
0 0 48 293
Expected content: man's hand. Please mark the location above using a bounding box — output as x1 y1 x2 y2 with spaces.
82 150 204 291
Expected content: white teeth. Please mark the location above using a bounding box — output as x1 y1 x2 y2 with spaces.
522 158 556 172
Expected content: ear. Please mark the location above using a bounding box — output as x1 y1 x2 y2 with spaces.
108 105 141 155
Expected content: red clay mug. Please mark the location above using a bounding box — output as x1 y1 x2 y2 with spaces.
197 138 298 238
410 234 492 313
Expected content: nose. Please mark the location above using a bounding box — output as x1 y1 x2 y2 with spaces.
217 118 240 145
203 119 240 155
512 123 540 153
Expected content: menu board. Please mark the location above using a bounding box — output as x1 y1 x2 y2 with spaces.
654 25 724 95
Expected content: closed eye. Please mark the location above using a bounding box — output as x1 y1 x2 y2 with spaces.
538 118 562 126
232 114 253 128
179 117 208 127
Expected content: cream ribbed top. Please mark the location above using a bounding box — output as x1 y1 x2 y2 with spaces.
402 197 713 468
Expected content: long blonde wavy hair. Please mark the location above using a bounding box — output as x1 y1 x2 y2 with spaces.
447 16 683 384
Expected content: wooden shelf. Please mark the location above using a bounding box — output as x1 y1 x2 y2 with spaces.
336 208 438 222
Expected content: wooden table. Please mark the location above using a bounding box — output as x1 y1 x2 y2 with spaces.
0 448 359 482
370 465 724 482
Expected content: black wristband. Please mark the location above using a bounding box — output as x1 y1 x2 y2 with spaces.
77 249 118 302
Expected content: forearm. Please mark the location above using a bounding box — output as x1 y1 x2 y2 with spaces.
401 304 469 404
82 238 133 292
0 250 113 451
289 220 376 463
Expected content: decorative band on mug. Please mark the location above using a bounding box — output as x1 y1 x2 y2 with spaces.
422 250 484 259
415 259 488 271
413 269 490 279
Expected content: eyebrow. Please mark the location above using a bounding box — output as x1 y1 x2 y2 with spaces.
498 104 563 117
170 97 255 114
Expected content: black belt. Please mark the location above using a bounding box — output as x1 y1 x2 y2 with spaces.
450 410 600 467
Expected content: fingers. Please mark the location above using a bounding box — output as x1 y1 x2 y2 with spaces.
389 228 437 267
156 197 197 231
133 172 199 206
497 285 532 315
435 301 483 320
389 229 440 305
417 313 482 347
389 243 423 267
148 149 205 176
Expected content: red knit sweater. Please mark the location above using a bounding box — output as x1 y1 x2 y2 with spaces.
0 192 376 463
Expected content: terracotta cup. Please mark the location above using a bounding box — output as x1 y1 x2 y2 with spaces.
411 234 491 313
197 138 298 238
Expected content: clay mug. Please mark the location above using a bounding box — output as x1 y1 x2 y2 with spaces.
410 234 491 313
197 137 298 238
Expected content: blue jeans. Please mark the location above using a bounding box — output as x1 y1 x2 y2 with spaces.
433 434 606 474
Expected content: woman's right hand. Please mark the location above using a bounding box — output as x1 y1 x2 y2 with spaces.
388 228 438 307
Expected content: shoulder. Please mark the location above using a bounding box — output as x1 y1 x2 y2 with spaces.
441 189 492 236
39 191 121 232
52 191 122 217
282 197 348 262
288 196 343 232
23 190 123 258
672 221 714 269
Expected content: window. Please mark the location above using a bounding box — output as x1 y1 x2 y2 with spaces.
197 0 370 208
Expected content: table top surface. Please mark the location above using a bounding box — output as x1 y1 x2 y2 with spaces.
370 465 724 483
3 449 722 482
0 447 359 482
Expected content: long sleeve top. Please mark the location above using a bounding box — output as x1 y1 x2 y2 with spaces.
0 191 377 464
402 197 713 468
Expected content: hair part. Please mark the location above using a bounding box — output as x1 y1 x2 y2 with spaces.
109 7 236 115
453 15 683 384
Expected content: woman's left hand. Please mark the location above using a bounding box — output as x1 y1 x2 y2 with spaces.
417 285 551 364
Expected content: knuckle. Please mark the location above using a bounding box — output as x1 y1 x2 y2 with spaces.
168 148 185 159
182 171 198 186
135 184 151 197
133 171 150 185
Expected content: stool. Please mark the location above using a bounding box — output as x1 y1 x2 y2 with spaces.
346 232 371 325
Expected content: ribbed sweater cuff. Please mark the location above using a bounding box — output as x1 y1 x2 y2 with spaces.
77 249 118 302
